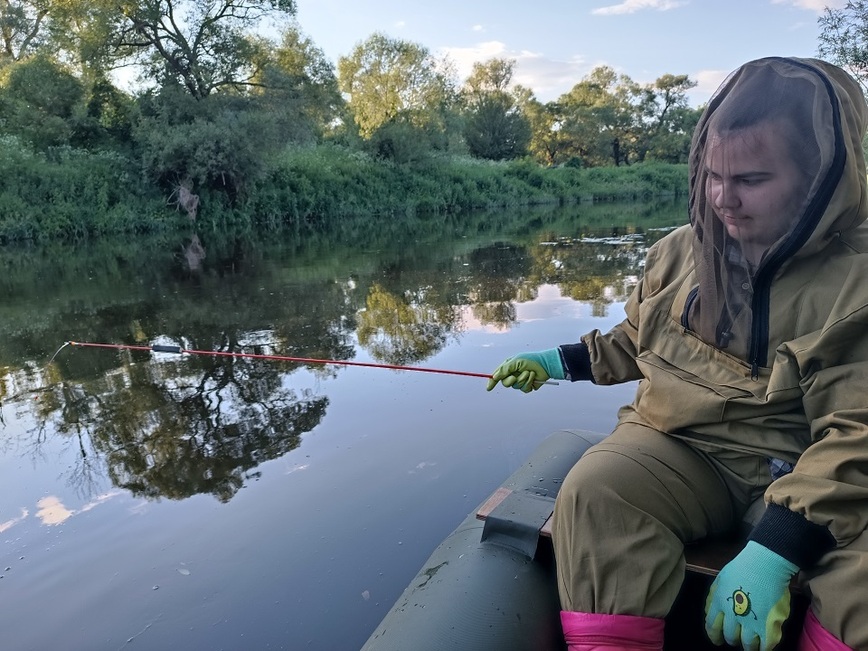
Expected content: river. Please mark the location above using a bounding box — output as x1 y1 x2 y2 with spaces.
0 200 684 650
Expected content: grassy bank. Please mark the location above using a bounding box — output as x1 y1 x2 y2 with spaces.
0 136 176 242
245 146 688 230
0 139 688 243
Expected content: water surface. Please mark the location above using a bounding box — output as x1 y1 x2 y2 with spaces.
0 201 685 650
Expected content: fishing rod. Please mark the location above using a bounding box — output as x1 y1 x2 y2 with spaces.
49 341 558 385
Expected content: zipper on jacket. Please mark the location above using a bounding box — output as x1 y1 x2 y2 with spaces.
681 286 699 329
746 59 845 379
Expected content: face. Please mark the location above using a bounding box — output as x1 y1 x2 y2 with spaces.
704 123 805 265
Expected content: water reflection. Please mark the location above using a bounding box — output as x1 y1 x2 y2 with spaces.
0 201 684 505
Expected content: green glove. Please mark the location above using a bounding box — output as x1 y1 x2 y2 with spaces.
486 349 566 393
704 540 798 651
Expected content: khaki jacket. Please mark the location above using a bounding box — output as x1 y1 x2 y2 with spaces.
581 61 868 550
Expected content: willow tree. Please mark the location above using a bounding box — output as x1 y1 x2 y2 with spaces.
113 0 297 99
0 0 53 64
337 32 457 141
461 58 531 160
258 25 344 138
818 1 868 94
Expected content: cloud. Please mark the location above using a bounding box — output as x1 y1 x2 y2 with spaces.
591 0 687 16
770 0 846 12
33 491 122 526
439 41 588 101
440 40 509 78
472 24 484 32
689 69 730 105
513 53 592 100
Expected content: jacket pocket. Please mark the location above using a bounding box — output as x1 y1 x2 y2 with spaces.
633 351 755 429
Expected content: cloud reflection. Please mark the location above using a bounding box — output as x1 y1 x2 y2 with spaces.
0 507 29 533
36 496 74 525
33 491 122 526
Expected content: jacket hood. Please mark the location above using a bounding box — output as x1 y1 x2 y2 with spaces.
685 57 868 363
806 58 868 244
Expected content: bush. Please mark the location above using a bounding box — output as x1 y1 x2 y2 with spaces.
0 136 172 242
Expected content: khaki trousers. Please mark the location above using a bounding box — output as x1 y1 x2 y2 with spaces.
551 422 868 647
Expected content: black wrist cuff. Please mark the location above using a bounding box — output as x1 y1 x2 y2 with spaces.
748 502 836 569
559 342 594 383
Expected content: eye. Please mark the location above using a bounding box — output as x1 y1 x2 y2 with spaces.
739 174 770 187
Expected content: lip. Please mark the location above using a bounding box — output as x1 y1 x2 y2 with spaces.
722 214 749 225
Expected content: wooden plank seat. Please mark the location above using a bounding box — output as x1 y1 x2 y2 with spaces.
476 487 745 577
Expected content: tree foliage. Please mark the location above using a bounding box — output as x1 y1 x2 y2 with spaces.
256 24 344 137
113 0 296 98
0 0 51 64
461 58 530 160
525 66 697 167
133 82 290 200
818 0 868 94
337 32 457 140
0 54 84 148
634 73 699 163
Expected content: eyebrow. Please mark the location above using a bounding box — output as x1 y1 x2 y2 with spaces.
704 166 773 179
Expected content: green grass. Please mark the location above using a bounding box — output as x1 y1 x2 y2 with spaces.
0 138 689 243
238 146 688 231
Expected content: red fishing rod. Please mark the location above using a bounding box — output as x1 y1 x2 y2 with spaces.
50 340 558 384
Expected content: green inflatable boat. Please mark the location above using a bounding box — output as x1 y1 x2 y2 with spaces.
361 429 808 651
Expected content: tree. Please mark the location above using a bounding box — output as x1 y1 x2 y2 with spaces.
133 82 287 200
525 99 575 166
461 58 530 160
634 73 698 163
113 0 297 99
818 1 868 94
0 54 85 149
337 32 457 140
45 1 126 80
256 24 344 138
554 66 642 166
0 0 51 64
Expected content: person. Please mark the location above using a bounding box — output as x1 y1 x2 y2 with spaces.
487 56 868 651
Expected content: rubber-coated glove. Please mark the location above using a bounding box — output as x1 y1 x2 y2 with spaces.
704 540 798 651
486 349 565 393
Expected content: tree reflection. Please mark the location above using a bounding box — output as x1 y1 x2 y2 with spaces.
525 231 646 316
0 203 685 504
356 283 461 364
41 343 328 503
465 243 528 328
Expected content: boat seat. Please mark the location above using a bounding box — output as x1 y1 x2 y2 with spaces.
476 487 766 578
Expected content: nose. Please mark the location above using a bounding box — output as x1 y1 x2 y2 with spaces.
711 178 740 212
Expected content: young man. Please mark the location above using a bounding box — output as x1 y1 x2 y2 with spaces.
487 57 868 651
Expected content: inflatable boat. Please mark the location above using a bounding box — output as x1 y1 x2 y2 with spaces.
362 429 808 651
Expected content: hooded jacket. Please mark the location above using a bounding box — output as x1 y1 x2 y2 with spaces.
560 57 868 569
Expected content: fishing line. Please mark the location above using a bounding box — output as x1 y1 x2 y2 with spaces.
49 341 558 385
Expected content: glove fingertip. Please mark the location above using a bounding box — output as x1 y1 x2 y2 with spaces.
724 622 743 648
704 611 725 646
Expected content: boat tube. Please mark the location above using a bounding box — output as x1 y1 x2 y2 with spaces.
362 429 604 651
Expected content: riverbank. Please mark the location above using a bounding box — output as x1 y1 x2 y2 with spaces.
0 138 688 243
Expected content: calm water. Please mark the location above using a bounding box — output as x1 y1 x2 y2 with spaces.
0 201 684 650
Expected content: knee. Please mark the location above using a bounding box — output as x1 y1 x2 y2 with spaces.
554 448 629 516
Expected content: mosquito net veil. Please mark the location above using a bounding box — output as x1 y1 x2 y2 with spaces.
686 58 838 362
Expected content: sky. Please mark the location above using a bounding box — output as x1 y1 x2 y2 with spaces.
293 0 846 106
